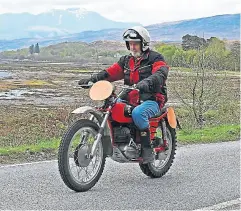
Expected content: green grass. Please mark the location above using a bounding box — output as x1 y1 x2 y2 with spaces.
177 124 240 144
0 124 240 156
65 69 90 73
0 138 60 156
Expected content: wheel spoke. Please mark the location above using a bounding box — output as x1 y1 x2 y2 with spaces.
90 159 96 171
85 167 91 179
76 166 81 179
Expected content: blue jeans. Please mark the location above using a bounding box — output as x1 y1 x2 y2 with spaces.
132 100 160 130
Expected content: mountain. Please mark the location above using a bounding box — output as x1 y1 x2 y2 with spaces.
146 13 240 41
0 8 140 40
0 13 239 52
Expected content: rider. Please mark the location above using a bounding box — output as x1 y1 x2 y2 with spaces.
78 26 169 163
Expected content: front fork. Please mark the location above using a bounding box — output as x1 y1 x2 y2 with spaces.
90 110 110 158
80 114 95 144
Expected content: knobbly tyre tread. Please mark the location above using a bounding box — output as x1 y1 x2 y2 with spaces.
58 119 106 192
139 121 177 178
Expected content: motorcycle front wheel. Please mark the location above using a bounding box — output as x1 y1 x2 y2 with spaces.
58 119 106 192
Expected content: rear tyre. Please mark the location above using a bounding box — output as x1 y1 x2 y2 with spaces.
139 121 177 178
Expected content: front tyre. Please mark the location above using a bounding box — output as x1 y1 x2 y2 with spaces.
58 119 106 192
139 121 177 178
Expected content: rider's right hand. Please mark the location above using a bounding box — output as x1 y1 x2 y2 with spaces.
78 78 92 88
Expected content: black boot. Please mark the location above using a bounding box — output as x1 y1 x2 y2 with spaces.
140 128 154 164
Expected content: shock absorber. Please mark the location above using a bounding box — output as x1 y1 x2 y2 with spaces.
161 119 169 150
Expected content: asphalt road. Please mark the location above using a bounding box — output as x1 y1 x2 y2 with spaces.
0 141 240 210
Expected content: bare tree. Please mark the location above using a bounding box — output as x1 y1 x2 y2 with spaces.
170 47 227 128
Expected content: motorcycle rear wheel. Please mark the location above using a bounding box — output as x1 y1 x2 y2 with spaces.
139 120 177 178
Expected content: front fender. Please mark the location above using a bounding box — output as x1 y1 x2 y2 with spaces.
71 106 107 132
72 106 103 124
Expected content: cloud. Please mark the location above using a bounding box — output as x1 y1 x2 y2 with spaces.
0 0 240 25
87 0 241 25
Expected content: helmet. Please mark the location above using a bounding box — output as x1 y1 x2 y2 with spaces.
123 26 150 51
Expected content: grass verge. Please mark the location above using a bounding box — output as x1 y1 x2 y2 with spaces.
0 124 240 156
177 124 240 144
0 138 60 156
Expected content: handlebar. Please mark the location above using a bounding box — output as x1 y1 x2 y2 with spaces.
77 81 139 103
77 81 139 92
114 84 139 91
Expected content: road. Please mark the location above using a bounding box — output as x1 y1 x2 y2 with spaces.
0 141 240 210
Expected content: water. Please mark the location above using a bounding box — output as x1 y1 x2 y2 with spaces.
0 71 12 79
0 89 33 100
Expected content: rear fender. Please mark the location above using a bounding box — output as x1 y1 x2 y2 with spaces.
166 107 181 129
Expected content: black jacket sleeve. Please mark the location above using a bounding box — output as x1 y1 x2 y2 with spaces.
90 56 126 83
138 54 169 93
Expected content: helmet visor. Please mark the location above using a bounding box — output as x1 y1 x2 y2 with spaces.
123 29 141 41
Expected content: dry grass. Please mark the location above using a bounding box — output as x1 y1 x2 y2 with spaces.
0 80 55 91
0 105 74 147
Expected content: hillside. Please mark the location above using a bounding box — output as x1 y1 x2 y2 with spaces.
147 14 240 41
0 41 129 63
0 13 239 52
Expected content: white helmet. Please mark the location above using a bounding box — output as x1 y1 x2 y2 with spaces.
123 26 150 51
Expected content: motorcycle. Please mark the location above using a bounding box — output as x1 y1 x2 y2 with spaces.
58 80 179 192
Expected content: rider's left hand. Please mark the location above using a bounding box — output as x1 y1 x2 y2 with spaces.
136 81 150 93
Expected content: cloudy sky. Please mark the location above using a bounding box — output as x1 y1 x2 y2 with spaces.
0 0 240 25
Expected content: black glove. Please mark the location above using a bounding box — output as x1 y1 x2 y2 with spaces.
78 78 92 88
91 70 109 83
136 81 150 93
78 70 109 88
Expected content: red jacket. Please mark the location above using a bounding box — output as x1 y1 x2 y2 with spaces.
91 49 169 108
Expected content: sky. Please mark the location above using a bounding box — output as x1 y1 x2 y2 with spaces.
0 0 240 25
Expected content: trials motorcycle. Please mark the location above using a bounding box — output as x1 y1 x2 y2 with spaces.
58 80 178 192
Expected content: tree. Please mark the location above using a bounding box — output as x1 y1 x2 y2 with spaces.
207 36 218 45
204 37 229 70
34 43 40 54
172 48 186 67
182 34 207 51
230 41 240 71
155 44 177 65
29 44 34 55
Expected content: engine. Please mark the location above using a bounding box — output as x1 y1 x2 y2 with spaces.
112 126 140 160
113 126 131 143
